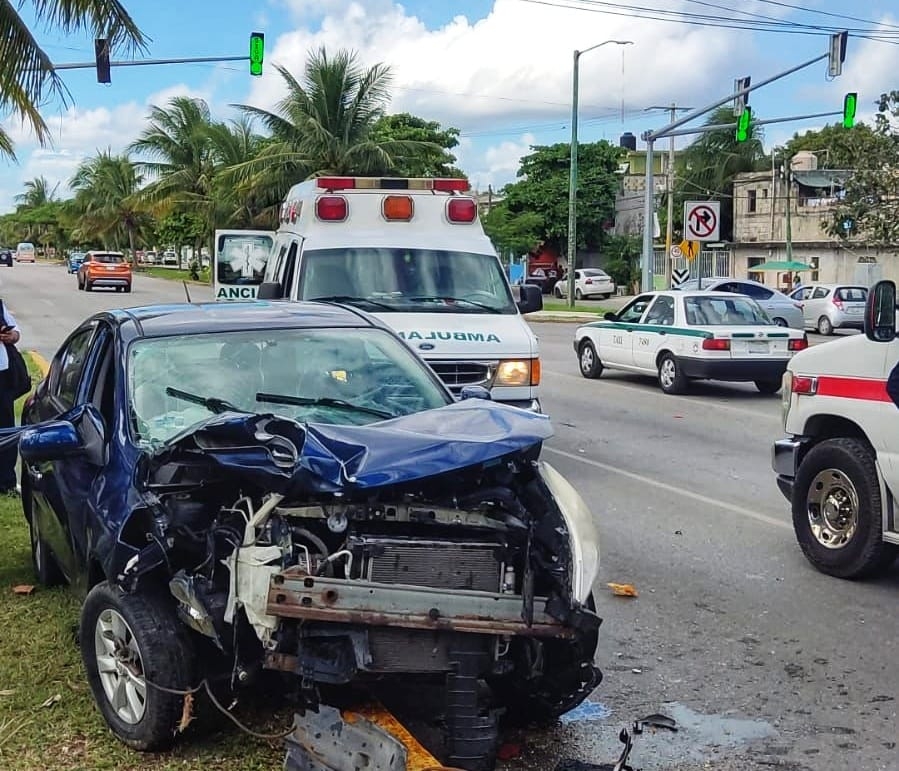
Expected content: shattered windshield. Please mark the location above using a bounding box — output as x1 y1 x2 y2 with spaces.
298 247 518 314
128 327 451 445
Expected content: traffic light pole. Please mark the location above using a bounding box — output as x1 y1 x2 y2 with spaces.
639 44 839 292
50 55 250 71
659 109 843 139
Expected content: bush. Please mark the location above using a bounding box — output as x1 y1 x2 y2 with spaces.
188 259 200 281
605 258 637 290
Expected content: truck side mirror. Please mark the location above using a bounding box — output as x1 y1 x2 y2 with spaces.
516 284 543 314
865 280 897 342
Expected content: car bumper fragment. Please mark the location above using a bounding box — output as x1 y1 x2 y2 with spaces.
679 356 789 382
771 436 809 501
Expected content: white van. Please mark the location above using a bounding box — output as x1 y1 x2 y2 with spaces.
16 242 36 262
773 279 899 579
214 177 543 410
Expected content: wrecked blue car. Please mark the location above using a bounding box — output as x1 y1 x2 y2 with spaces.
13 301 602 771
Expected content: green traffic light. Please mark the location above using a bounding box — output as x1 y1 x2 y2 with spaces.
843 92 857 129
250 31 264 77
735 106 751 142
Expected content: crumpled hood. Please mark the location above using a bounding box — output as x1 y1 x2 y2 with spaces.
149 400 553 494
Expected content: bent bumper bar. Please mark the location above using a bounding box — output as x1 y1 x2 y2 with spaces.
267 572 586 638
772 436 810 501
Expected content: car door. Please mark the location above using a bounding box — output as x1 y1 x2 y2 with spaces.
26 322 99 580
805 286 830 326
633 295 675 370
602 294 654 367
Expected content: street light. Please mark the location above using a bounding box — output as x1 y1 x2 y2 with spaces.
567 39 633 307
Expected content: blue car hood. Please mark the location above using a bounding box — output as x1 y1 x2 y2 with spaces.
150 400 553 494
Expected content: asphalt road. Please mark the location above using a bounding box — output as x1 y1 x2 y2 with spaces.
5 263 898 771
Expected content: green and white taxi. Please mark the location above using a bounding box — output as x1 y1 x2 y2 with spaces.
574 290 809 394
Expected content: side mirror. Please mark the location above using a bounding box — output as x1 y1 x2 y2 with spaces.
460 385 492 401
517 284 543 314
256 282 281 300
603 311 618 321
865 280 897 342
19 420 84 463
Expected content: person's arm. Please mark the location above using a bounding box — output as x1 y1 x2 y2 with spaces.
0 307 20 345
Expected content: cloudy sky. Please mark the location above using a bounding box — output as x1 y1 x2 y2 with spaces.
2 0 898 212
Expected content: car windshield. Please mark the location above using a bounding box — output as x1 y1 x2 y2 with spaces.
836 287 867 302
684 296 771 325
128 327 451 445
93 253 124 264
299 247 518 314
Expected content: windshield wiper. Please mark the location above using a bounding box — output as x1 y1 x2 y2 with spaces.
165 386 244 414
255 392 395 420
309 295 396 311
408 295 501 313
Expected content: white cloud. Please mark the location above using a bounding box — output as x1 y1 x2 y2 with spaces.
468 132 536 191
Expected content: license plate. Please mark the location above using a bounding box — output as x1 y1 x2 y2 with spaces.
748 341 769 353
106 265 116 271
848 307 862 315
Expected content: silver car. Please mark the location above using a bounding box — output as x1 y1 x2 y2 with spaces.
673 277 804 329
789 283 867 335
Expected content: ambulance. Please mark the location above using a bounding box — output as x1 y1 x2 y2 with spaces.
214 177 544 410
773 279 899 580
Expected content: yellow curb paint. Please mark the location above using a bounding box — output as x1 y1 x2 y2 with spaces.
27 350 50 376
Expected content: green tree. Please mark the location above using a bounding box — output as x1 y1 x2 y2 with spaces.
493 140 623 256
232 47 437 189
15 176 57 209
825 91 899 247
482 206 543 259
781 122 881 169
670 106 766 240
0 1 146 158
369 113 464 177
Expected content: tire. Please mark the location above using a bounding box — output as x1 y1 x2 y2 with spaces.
575 288 583 301
817 315 833 336
792 438 898 579
657 353 687 394
124 284 132 294
754 379 781 394
80 581 196 751
78 277 84 291
26 482 65 587
85 281 93 292
772 317 788 327
578 340 603 379
553 286 563 298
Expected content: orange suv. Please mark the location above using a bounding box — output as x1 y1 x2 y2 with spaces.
77 251 132 293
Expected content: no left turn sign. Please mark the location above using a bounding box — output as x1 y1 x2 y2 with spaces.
684 201 721 242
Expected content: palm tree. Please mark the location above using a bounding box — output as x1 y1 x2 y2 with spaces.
0 2 147 158
15 176 57 209
231 46 437 201
70 150 147 258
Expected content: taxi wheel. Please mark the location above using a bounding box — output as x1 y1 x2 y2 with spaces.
792 438 898 579
657 353 687 395
578 340 603 379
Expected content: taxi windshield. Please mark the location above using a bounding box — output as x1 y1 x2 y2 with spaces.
298 247 518 314
128 327 451 445
684 296 771 325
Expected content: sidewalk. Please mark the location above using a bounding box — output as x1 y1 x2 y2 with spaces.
524 294 635 323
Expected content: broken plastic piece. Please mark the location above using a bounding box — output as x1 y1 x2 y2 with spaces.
635 713 678 733
606 583 638 598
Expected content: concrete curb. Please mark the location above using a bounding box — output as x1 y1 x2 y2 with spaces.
27 350 50 376
524 312 601 323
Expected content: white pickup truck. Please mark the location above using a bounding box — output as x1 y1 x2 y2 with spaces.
773 279 899 579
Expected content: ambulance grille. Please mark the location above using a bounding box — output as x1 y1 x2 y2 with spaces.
429 360 494 392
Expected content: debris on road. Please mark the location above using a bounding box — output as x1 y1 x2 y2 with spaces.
607 583 638 598
11 585 34 595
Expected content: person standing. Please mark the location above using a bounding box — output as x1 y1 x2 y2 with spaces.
0 303 22 495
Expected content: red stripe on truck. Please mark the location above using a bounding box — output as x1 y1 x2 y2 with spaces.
816 376 891 402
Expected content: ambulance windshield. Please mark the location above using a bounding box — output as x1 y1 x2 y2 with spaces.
298 247 518 315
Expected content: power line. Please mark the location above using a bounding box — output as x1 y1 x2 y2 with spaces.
751 0 899 32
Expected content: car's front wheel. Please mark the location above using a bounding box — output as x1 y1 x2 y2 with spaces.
578 340 603 379
80 582 196 751
792 438 898 578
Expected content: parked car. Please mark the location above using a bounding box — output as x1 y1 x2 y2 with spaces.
0 247 14 267
67 251 86 273
574 290 808 394
162 250 178 265
143 251 158 265
673 276 804 329
553 268 616 300
16 242 36 262
788 282 867 335
77 250 132 292
12 301 602 765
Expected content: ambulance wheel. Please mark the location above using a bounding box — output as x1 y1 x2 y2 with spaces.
792 438 898 579
754 379 781 394
657 353 687 395
817 316 833 336
578 340 602 379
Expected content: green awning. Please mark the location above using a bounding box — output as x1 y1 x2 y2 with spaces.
750 260 811 272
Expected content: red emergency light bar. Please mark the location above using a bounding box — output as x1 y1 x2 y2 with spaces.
315 177 470 192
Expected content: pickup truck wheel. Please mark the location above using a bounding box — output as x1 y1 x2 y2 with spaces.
578 340 603 379
792 438 898 579
80 581 196 751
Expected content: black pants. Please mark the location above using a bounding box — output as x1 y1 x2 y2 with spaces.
0 370 17 490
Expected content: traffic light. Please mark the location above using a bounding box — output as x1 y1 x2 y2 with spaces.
95 38 111 84
735 106 752 142
733 76 751 117
249 32 264 76
843 92 857 128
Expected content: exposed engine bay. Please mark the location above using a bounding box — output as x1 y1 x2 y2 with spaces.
114 403 602 770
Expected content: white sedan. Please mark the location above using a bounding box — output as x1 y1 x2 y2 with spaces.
553 268 616 300
573 290 809 394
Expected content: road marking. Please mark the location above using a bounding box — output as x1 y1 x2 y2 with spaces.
543 368 781 422
544 446 791 531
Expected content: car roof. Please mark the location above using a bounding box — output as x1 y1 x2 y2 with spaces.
647 290 754 299
808 282 867 290
102 301 382 339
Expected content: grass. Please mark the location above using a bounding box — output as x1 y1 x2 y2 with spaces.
540 298 610 314
135 266 211 284
0 355 289 770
